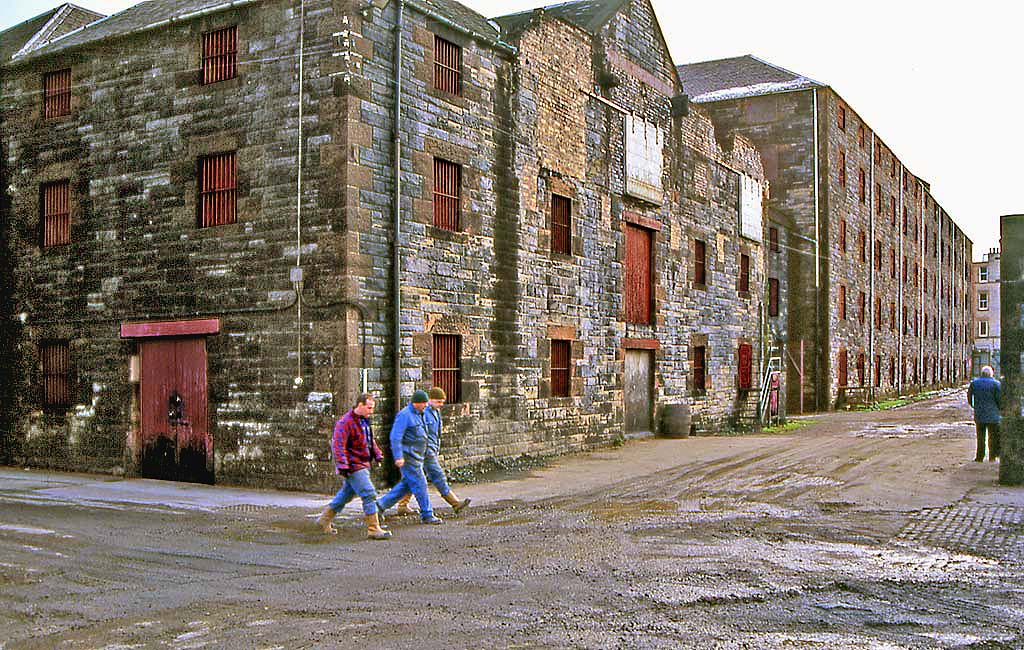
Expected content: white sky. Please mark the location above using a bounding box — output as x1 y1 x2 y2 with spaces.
4 0 1021 260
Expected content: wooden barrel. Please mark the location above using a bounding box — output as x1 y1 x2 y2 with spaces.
660 403 692 438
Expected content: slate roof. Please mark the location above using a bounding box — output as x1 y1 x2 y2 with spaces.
677 55 822 103
0 8 61 62
1 4 104 62
9 0 501 66
492 0 628 38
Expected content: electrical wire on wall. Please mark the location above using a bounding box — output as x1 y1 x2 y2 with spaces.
293 0 306 391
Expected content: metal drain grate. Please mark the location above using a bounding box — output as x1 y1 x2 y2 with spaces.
216 504 274 513
896 504 1024 561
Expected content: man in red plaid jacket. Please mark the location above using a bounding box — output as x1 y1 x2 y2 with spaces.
316 392 391 540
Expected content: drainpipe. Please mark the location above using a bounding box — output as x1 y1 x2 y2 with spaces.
898 163 903 393
392 0 404 413
294 0 306 389
868 131 875 397
812 88 821 411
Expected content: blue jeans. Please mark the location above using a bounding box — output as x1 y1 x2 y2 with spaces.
327 468 379 516
423 450 450 497
377 462 434 520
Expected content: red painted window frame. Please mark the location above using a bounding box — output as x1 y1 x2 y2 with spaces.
433 157 461 231
201 25 238 85
551 194 571 255
43 68 72 119
839 285 846 320
625 224 653 324
550 339 571 398
433 35 462 96
432 334 461 403
41 179 71 248
198 152 237 227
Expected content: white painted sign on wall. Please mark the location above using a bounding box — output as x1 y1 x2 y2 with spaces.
740 174 763 242
624 115 663 205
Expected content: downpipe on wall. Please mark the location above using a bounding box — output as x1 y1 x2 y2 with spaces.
392 0 404 415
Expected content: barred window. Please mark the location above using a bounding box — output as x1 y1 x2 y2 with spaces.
551 194 571 255
694 239 707 285
43 69 72 119
738 253 750 294
433 158 461 231
839 285 846 320
432 334 461 403
550 339 571 398
692 345 706 391
858 168 866 202
837 104 846 131
41 180 71 248
41 340 71 411
838 149 846 187
198 152 237 227
202 26 238 85
433 35 462 95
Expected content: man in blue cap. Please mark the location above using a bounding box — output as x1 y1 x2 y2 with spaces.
968 365 1002 462
376 390 443 524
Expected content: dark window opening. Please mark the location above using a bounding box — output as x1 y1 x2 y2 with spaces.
694 239 707 285
692 345 706 391
768 278 779 317
739 253 750 294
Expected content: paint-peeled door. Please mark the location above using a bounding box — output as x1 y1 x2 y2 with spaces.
139 338 211 483
624 349 653 434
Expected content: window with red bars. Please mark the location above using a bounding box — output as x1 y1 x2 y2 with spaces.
875 240 882 271
201 26 238 85
41 180 71 248
858 168 866 202
768 278 779 317
433 158 461 231
858 231 866 263
551 194 571 255
858 124 866 149
738 253 750 294
41 340 71 411
625 224 653 323
550 339 571 398
858 291 866 324
198 152 237 227
838 149 846 186
875 183 882 213
890 196 897 226
432 334 461 403
874 355 882 387
434 35 462 95
692 345 706 391
890 249 897 279
839 219 846 252
838 349 848 387
738 343 753 390
768 227 779 253
43 69 72 119
837 104 846 131
875 297 882 328
839 285 846 320
856 353 865 386
888 358 895 386
890 303 896 332
694 239 707 285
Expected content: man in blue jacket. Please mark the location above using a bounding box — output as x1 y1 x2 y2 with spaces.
967 365 1002 462
376 390 443 524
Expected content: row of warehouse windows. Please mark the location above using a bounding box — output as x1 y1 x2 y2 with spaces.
838 350 952 389
837 103 920 188
41 28 460 119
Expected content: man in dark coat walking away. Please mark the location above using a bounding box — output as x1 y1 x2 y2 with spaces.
968 366 1002 462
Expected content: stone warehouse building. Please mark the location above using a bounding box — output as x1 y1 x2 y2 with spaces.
0 0 775 489
678 56 974 413
972 248 1000 377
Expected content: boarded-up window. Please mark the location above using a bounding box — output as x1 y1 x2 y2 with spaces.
433 158 461 231
433 35 462 95
43 69 72 119
551 194 571 255
624 115 663 204
625 224 653 324
739 253 750 293
768 278 779 317
41 340 71 411
550 339 571 398
41 180 71 247
198 152 237 227
692 345 706 391
432 334 461 403
768 226 779 252
738 343 753 390
202 26 238 84
694 239 706 285
838 349 848 387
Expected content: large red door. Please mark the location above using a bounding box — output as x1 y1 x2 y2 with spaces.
138 338 212 483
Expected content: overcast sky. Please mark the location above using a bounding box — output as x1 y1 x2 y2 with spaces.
4 0 1020 260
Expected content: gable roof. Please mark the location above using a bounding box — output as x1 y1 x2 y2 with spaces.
492 0 628 38
1 4 105 63
411 0 500 40
677 55 822 103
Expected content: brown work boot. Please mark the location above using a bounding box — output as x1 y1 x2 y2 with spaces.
365 512 392 540
396 493 418 515
316 506 338 535
442 491 471 513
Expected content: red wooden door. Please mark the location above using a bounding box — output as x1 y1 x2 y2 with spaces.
139 338 211 483
625 224 652 324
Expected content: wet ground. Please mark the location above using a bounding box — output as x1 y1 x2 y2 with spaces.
1 389 1022 649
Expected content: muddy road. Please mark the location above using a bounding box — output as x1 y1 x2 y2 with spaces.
1 389 1022 648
